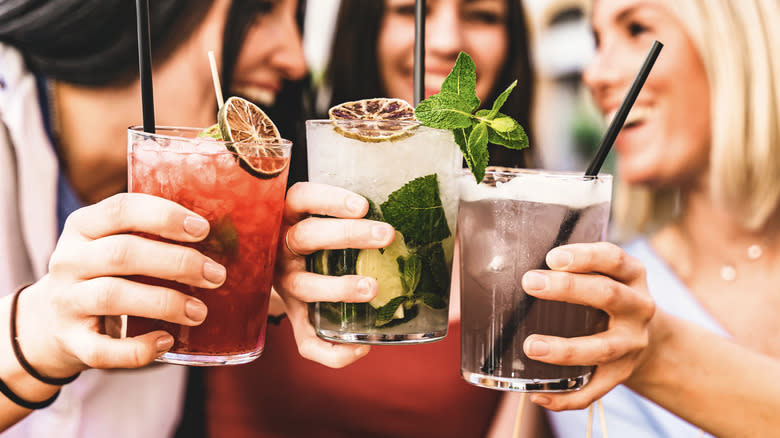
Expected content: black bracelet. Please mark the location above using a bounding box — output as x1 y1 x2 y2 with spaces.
0 376 61 410
10 284 80 385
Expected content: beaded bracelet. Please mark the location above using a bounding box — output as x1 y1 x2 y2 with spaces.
10 284 80 385
0 376 60 410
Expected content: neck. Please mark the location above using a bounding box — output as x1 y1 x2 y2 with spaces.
653 183 780 283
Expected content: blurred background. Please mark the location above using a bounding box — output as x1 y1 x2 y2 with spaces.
303 0 612 174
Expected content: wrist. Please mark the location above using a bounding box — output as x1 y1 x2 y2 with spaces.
14 281 84 380
626 309 676 391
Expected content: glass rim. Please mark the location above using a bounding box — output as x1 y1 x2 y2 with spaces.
468 166 613 181
128 125 293 150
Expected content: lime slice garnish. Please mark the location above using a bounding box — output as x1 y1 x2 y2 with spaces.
217 96 287 179
356 231 409 311
328 98 418 142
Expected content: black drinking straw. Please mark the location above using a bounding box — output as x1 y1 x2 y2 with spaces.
480 40 664 376
136 0 155 133
414 0 426 106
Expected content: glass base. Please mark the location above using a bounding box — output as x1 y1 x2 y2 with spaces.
316 328 447 345
462 370 592 392
155 347 263 366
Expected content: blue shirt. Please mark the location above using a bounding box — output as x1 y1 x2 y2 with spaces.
35 74 83 236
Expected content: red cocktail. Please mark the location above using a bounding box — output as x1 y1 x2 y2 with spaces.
126 126 291 365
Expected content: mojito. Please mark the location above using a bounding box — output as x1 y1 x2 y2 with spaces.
306 112 462 343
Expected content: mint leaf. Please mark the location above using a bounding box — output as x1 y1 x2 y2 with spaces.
490 116 517 133
468 122 490 183
453 127 472 167
401 254 422 294
487 80 517 119
414 92 475 129
414 51 529 183
380 174 451 247
206 215 239 260
418 243 449 292
375 296 408 327
363 197 383 221
440 52 480 112
487 113 529 150
417 292 447 310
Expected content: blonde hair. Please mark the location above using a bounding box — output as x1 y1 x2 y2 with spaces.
614 0 780 236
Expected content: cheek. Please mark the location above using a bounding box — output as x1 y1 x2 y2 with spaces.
468 29 508 99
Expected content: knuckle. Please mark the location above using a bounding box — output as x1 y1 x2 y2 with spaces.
597 337 618 363
81 345 105 369
131 344 146 368
561 342 576 362
106 237 130 268
93 278 119 314
600 281 621 308
154 288 174 319
287 182 307 201
102 194 130 229
175 248 201 278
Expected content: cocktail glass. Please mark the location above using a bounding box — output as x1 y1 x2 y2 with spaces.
458 167 612 391
125 126 292 366
305 119 462 344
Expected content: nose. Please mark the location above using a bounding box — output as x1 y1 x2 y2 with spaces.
426 4 463 57
270 16 307 81
582 39 624 107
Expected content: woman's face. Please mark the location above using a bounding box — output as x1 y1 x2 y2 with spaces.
584 0 711 188
378 0 509 105
231 0 307 106
154 0 305 126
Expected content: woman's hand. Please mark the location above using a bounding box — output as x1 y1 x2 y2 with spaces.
520 242 656 411
274 182 394 368
15 193 224 379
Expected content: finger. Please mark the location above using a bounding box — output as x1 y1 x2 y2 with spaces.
529 363 632 411
284 296 371 368
545 242 645 283
522 270 653 316
277 271 377 303
523 327 645 367
66 277 207 325
63 193 210 242
287 217 394 255
53 234 225 288
284 182 369 223
75 330 175 369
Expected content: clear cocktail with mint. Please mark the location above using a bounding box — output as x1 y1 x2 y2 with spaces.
305 99 462 343
126 107 291 365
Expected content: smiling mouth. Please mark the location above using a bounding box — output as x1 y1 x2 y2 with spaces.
605 106 650 129
233 85 276 107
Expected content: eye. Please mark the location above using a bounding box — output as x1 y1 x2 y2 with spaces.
389 3 417 16
465 10 504 24
249 0 274 14
627 21 648 37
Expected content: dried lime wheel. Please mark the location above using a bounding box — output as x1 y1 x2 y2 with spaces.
328 98 418 142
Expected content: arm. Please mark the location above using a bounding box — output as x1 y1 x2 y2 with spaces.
626 310 780 437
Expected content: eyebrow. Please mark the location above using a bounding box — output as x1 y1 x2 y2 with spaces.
613 1 663 23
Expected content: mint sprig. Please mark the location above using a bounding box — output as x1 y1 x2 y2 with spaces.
414 52 529 183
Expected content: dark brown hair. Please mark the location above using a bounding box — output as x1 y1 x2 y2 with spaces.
324 0 535 168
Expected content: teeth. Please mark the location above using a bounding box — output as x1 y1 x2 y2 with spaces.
425 74 447 88
605 106 649 127
233 86 276 107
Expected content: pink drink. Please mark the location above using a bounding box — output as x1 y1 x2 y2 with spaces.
125 127 291 366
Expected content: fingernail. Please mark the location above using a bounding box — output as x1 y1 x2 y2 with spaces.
183 216 209 237
357 277 377 297
523 271 548 291
203 261 226 284
526 338 550 356
372 224 392 240
156 335 174 352
531 395 550 406
185 299 208 322
354 346 370 357
347 195 366 215
547 249 573 269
